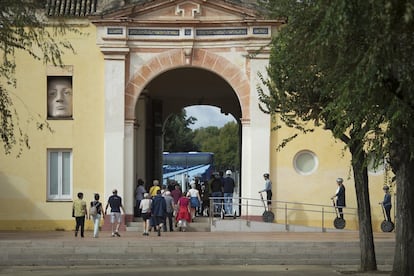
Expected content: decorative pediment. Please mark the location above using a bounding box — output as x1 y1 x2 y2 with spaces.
175 2 201 18
94 0 260 23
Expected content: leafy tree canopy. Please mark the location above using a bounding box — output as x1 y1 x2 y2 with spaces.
164 109 240 172
259 0 414 164
163 109 198 152
193 122 239 171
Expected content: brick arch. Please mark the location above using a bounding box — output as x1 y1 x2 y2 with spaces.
125 48 250 121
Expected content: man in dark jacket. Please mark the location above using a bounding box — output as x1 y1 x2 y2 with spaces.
151 190 167 236
331 178 346 219
209 174 223 215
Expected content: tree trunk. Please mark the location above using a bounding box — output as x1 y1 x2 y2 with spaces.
390 144 414 276
350 146 377 271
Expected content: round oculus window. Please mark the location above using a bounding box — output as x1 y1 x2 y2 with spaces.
293 150 318 175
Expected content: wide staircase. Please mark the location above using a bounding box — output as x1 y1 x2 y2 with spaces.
19 199 389 267
0 211 395 267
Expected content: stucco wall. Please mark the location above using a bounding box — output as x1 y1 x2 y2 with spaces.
0 23 105 230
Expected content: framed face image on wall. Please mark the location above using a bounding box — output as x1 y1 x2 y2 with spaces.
47 76 73 118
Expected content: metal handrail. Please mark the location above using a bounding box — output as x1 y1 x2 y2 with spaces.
208 196 357 232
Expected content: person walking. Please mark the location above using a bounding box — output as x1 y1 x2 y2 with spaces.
222 170 235 215
380 185 392 222
90 193 104 238
259 173 272 207
171 184 182 205
187 182 201 221
151 190 167 236
72 192 87 238
200 184 210 216
163 191 175 232
331 178 346 219
139 193 152 236
105 189 125 237
149 179 161 197
176 194 191 232
135 179 146 217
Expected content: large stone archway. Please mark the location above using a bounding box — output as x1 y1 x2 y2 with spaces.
125 48 250 121
92 0 284 218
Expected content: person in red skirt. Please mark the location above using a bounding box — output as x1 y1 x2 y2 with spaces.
175 194 191 232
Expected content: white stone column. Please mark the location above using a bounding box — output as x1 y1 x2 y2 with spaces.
135 94 147 182
102 48 129 203
124 119 135 215
241 56 271 216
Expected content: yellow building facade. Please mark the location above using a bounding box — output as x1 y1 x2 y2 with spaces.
0 0 393 232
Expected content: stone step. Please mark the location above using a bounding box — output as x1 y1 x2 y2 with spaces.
0 233 395 266
127 216 210 232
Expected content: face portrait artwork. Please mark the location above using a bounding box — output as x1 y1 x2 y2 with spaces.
47 77 73 118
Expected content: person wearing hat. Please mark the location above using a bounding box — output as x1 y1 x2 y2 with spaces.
105 189 125 237
380 185 392 222
222 170 235 215
259 173 273 207
331 178 346 219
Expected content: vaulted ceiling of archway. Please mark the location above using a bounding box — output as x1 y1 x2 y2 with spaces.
144 67 242 123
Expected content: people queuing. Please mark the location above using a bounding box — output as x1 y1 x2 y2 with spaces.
222 170 235 215
151 190 167 236
134 179 146 217
175 193 191 232
163 191 175 232
187 182 201 222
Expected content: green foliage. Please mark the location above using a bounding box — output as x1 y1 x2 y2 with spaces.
193 122 239 171
163 110 198 152
258 0 414 164
164 110 240 171
0 0 78 156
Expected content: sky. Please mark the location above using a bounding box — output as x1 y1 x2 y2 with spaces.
184 105 236 130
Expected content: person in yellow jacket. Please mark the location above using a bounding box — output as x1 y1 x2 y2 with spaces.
72 192 87 238
149 179 161 197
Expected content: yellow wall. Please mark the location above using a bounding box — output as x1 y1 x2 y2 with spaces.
0 22 105 231
269 118 394 232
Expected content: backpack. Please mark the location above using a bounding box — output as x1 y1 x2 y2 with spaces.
89 202 98 216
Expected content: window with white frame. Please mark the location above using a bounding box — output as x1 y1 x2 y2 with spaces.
47 149 72 201
293 150 319 175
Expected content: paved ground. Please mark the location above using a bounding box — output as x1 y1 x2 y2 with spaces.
0 264 393 276
0 230 395 275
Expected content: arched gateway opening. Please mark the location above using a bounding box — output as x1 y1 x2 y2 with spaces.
130 51 244 213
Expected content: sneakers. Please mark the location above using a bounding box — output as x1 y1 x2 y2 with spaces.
111 232 121 237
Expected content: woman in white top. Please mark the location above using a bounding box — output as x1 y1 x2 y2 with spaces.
187 182 201 221
139 193 152 236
